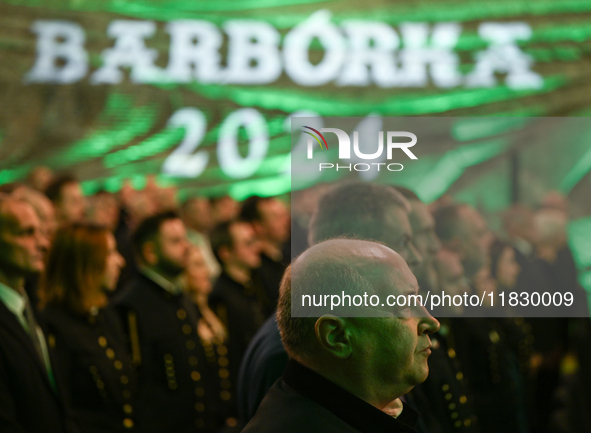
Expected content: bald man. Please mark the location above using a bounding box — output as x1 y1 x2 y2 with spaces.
242 239 439 433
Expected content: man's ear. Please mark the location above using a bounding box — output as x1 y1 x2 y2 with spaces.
315 315 353 359
141 241 158 266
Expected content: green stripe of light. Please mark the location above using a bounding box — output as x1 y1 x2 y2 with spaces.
103 126 185 168
415 137 510 203
452 118 532 142
6 0 591 26
186 76 565 117
560 147 591 193
42 93 157 167
229 174 292 201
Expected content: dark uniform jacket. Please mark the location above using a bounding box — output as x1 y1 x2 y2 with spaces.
242 359 420 433
0 300 70 433
41 305 136 433
209 271 270 391
114 273 232 433
408 320 480 433
450 317 528 433
258 253 288 309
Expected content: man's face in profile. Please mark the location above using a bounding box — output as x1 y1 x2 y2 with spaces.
155 218 190 276
356 251 439 396
456 206 493 277
434 248 470 296
58 182 86 223
228 222 262 270
382 206 422 273
408 200 441 290
0 201 49 276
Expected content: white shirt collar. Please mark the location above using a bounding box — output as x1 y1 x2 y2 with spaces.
140 267 182 295
0 281 27 325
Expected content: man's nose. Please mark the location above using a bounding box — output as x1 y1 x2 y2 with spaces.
418 307 440 335
37 231 50 251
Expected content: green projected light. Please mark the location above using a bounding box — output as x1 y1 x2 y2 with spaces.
188 76 565 117
6 0 591 26
416 137 509 203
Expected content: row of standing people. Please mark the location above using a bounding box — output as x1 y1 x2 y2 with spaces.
0 173 291 432
1 171 589 432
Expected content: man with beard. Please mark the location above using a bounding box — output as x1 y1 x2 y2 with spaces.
114 211 234 433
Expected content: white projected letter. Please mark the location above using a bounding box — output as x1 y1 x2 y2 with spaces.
397 22 462 88
284 10 346 86
166 20 222 83
224 20 282 84
338 21 400 87
25 20 88 84
466 22 543 89
92 21 161 84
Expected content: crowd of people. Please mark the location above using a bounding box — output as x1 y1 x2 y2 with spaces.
0 166 589 433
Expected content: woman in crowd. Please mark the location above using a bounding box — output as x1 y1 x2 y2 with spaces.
38 223 134 433
183 246 240 430
184 246 227 345
489 239 521 293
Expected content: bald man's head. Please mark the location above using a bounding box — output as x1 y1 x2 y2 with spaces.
277 239 440 404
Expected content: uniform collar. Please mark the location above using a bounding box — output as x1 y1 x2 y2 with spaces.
283 359 419 433
140 267 182 295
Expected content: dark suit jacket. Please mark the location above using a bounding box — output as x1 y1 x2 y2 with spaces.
242 360 419 433
237 316 288 425
0 301 69 433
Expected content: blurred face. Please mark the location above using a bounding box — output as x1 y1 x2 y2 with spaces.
102 233 125 292
434 249 470 296
227 222 261 270
383 206 423 273
92 194 119 231
496 247 520 289
213 197 239 224
186 198 213 232
0 201 49 277
456 206 493 279
408 200 441 290
155 219 190 276
257 199 290 245
358 250 440 396
185 248 212 295
58 182 86 223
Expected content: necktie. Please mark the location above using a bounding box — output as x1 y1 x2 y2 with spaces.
19 290 56 391
21 292 46 364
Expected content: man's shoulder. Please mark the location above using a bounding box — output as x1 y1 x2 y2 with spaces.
112 274 160 306
210 273 241 301
242 379 361 433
